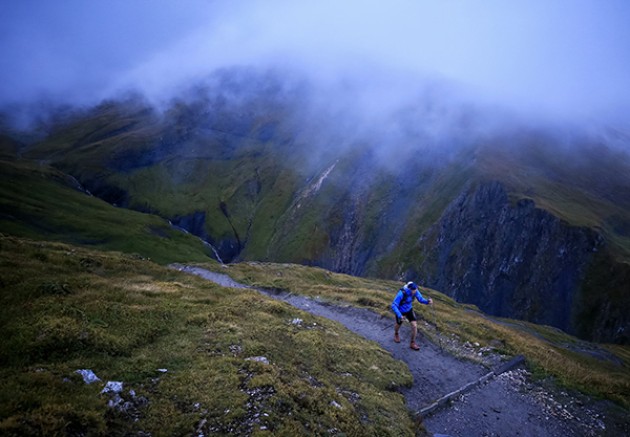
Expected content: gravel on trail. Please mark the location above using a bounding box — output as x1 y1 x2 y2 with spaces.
174 265 628 437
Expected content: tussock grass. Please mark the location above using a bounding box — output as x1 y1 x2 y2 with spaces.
207 261 630 409
0 237 415 436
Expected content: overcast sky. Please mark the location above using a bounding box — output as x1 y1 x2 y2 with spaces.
2 0 630 124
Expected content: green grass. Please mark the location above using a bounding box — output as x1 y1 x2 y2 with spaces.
0 159 213 264
19 99 630 271
23 100 160 167
478 140 630 261
3 99 629 414
0 237 417 436
243 167 302 260
201 261 630 409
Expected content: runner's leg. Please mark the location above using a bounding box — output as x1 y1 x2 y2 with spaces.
410 320 417 344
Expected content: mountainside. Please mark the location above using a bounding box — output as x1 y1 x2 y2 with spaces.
0 236 417 435
2 70 630 343
1 236 628 435
0 159 214 264
413 180 626 342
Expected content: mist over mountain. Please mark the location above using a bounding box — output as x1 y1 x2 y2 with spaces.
2 0 630 126
3 6 630 436
1 1 630 344
2 63 629 344
2 1 629 175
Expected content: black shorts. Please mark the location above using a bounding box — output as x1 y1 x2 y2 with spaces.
401 309 417 323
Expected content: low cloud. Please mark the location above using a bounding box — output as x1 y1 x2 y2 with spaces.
2 0 630 128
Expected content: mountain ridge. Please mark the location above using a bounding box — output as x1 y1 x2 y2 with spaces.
2 71 629 344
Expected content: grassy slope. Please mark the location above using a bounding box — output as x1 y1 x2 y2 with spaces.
10 100 630 343
24 101 160 170
205 261 630 409
23 101 310 262
1 138 418 434
0 159 213 264
115 148 304 258
1 236 627 435
478 140 630 261
24 100 630 267
383 152 478 277
0 237 415 436
1 126 628 432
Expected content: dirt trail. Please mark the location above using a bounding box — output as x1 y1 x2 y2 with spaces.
174 265 626 437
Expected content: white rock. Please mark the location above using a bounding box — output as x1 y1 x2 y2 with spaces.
330 400 343 409
75 369 101 384
246 356 270 365
101 381 124 394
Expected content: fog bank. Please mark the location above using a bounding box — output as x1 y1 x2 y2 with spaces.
1 0 630 128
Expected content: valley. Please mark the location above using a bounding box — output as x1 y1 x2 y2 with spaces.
2 76 629 344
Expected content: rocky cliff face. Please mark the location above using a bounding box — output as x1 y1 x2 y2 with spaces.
415 181 606 337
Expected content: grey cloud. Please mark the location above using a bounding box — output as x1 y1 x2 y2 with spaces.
1 0 630 126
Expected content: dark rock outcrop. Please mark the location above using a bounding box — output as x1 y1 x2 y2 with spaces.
416 181 606 337
171 211 208 240
171 211 241 263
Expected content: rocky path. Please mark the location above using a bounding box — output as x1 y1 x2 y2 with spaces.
174 265 626 437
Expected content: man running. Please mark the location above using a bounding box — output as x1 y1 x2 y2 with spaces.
391 281 433 350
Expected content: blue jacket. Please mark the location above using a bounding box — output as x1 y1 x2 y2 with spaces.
391 285 430 318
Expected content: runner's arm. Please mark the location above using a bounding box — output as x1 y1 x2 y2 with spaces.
415 290 431 305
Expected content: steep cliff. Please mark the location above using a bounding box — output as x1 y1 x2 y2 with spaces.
412 180 630 342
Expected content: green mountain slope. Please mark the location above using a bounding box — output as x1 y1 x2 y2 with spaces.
0 237 415 435
478 132 630 260
0 158 213 264
2 72 629 344
0 236 627 435
0 122 628 432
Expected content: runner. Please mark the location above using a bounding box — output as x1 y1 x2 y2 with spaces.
392 281 433 350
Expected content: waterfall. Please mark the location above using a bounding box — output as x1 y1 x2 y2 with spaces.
169 221 224 265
